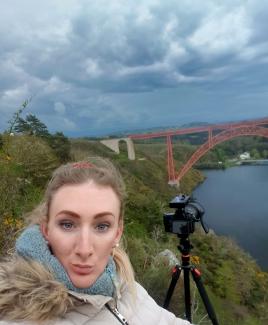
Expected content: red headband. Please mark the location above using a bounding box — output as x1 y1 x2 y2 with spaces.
72 162 95 169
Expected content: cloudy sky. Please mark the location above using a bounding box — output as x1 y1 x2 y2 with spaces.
1 0 268 136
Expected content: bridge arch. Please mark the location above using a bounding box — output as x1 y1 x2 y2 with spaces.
176 125 268 181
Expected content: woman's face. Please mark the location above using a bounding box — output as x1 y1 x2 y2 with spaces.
41 181 123 289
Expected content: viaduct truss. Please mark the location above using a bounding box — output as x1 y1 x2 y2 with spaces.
128 117 268 184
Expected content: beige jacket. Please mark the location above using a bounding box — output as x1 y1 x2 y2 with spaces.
0 257 191 325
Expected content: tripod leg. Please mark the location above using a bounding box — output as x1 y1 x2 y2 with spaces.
163 265 182 309
183 266 192 323
191 268 220 325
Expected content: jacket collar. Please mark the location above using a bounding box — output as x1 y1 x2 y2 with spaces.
67 291 114 319
68 290 114 309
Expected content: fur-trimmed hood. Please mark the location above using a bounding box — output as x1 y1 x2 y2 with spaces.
0 256 78 322
0 258 192 325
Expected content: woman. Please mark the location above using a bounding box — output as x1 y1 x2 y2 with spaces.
0 158 191 324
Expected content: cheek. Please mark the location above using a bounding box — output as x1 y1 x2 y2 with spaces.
96 234 118 257
46 229 73 259
98 237 114 253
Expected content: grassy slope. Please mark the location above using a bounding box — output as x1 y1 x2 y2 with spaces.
71 139 268 325
1 136 267 324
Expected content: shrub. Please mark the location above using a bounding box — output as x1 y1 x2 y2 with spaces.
2 134 59 186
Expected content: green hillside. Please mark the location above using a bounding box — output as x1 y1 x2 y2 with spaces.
0 135 268 324
71 139 268 324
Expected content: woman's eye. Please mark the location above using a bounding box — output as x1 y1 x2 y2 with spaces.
59 221 74 230
96 223 110 232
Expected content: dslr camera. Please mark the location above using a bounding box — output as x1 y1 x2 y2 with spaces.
163 194 207 236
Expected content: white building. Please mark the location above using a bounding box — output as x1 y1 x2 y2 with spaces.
239 152 250 160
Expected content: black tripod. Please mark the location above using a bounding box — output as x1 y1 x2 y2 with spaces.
163 236 219 325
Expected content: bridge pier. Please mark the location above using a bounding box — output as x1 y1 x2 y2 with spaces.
100 138 135 160
168 180 180 187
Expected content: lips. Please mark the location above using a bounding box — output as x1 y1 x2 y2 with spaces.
71 264 94 275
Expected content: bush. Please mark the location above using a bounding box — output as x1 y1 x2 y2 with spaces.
0 135 59 255
48 132 71 163
2 134 59 186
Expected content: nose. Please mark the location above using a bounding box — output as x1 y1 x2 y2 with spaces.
74 228 93 259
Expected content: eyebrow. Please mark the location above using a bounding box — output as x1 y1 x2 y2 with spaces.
55 210 116 219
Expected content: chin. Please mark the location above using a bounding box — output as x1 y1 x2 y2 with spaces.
71 275 96 289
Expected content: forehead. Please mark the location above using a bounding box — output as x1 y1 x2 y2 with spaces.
49 181 120 217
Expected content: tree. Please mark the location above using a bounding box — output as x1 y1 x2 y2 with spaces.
26 114 50 137
215 147 226 163
14 116 71 162
14 113 50 138
13 117 32 134
250 148 261 159
7 99 30 135
49 132 71 163
7 102 71 163
3 99 30 157
262 149 268 158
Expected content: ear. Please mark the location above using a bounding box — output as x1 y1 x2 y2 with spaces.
115 219 124 243
40 222 49 241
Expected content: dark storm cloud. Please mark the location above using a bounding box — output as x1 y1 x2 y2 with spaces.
0 0 268 135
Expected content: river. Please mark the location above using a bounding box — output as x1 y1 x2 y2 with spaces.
193 164 268 271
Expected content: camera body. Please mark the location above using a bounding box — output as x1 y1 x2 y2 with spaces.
163 194 204 236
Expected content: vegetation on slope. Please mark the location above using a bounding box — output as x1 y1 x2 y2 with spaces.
71 138 268 324
0 129 268 324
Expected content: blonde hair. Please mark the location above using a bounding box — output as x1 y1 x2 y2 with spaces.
27 157 135 292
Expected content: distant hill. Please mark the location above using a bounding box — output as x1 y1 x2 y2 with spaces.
180 121 211 128
108 121 211 138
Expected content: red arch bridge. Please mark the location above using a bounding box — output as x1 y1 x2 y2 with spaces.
127 117 268 184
